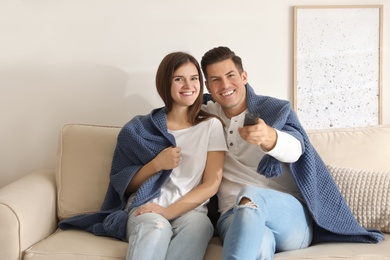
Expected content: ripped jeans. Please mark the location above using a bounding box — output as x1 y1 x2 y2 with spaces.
217 186 313 260
126 208 213 260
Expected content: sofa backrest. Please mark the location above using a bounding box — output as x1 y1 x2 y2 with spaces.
307 124 390 173
56 123 390 220
56 124 120 220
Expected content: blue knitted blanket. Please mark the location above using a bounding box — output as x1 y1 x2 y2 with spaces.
60 85 384 244
205 83 383 243
59 108 175 241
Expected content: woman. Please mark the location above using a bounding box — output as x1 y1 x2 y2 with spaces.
58 52 226 259
118 52 227 259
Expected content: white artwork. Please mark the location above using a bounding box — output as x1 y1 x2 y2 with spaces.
294 6 382 130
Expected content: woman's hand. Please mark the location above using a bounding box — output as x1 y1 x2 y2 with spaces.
126 146 181 194
135 203 172 219
153 146 182 171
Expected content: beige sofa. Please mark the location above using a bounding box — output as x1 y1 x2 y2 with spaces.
1 123 389 260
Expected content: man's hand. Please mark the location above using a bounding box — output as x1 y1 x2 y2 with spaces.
238 118 277 151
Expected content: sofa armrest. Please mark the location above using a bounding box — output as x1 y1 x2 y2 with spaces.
0 169 57 260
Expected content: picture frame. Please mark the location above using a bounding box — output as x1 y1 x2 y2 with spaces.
293 5 383 130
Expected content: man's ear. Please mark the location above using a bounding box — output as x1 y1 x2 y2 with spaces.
241 71 248 84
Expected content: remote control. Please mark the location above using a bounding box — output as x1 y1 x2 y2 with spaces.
244 112 259 126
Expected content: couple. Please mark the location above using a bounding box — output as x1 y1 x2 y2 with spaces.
60 47 383 260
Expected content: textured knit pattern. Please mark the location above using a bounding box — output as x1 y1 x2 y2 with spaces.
204 84 384 244
327 165 390 233
59 108 175 241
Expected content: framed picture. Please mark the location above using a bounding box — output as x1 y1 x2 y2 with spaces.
293 5 383 130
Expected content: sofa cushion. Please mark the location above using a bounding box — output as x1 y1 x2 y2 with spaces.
327 164 390 233
23 230 128 260
56 124 121 220
307 124 390 173
23 230 390 260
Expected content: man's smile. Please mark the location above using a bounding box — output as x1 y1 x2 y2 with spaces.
221 89 235 97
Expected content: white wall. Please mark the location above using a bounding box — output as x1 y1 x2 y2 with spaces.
1 0 389 188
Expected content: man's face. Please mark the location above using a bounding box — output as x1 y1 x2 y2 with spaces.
205 59 247 118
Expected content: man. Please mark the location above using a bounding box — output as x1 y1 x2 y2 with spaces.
201 46 383 260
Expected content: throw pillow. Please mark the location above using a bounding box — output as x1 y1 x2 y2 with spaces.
57 124 121 220
327 165 390 233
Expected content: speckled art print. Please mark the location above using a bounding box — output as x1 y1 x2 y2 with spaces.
293 6 383 130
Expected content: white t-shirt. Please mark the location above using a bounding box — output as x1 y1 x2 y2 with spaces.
151 117 227 214
203 102 303 214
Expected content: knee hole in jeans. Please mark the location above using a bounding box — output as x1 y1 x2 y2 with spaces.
238 197 257 208
155 220 166 229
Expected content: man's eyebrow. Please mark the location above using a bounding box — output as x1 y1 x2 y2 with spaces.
209 70 235 79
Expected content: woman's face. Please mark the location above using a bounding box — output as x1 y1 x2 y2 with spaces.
170 62 200 108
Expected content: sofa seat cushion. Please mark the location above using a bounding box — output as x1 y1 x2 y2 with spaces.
24 230 224 260
206 236 390 260
23 229 128 260
274 234 390 259
24 230 390 260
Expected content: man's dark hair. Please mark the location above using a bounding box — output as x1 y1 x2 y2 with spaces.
201 46 244 80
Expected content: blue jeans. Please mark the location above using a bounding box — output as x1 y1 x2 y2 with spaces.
126 208 213 260
217 186 313 260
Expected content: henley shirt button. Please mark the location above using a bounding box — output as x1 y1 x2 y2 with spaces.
229 130 233 134
229 142 233 146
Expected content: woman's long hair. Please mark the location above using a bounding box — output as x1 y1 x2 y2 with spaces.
156 52 215 125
